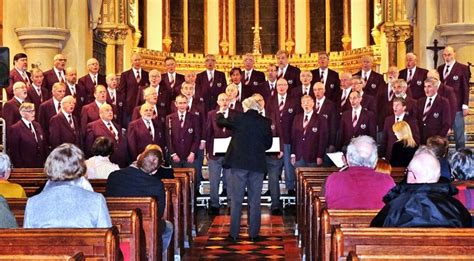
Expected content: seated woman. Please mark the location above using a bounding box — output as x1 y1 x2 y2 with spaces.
451 148 474 209
85 137 120 179
390 121 418 167
23 143 112 228
0 195 18 228
427 135 451 182
0 153 26 198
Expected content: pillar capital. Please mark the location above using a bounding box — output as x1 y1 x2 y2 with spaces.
95 26 129 45
383 23 411 43
436 23 474 45
15 27 69 50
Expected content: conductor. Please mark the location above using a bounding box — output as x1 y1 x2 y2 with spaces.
217 96 273 242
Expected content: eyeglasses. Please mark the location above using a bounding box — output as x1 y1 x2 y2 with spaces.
21 110 35 113
404 168 416 180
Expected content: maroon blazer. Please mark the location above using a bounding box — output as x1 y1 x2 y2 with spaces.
42 68 65 92
354 70 385 97
118 68 150 116
316 98 337 147
291 112 328 162
26 85 50 115
438 83 458 125
161 73 185 101
310 68 341 102
85 119 128 167
336 90 353 115
205 109 235 160
243 69 266 90
165 112 201 159
127 118 165 160
105 90 126 127
379 95 418 125
289 85 314 100
7 69 31 99
254 81 277 102
380 114 419 160
360 93 376 113
65 83 88 118
78 73 107 103
339 109 377 149
281 64 301 90
49 112 82 150
170 96 207 140
268 94 301 144
399 67 428 100
438 62 470 111
8 120 47 168
80 101 101 134
195 69 227 112
417 95 451 144
37 98 59 138
2 98 22 129
135 85 171 119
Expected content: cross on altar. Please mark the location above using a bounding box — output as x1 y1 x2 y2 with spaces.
426 39 445 69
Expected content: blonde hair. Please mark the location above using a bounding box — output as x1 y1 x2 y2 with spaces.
392 121 416 148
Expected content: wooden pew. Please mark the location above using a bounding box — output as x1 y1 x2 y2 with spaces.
12 210 141 261
347 248 474 260
8 197 160 261
332 227 474 261
0 252 85 261
0 227 121 260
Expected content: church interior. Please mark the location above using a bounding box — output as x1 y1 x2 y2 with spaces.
0 0 473 260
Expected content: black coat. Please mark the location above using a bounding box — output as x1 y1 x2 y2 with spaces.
106 166 173 218
217 109 272 173
371 183 472 228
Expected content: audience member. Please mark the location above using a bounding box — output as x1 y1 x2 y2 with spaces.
0 153 26 198
451 148 474 209
324 135 395 209
371 147 471 227
106 146 173 251
24 143 112 228
390 121 418 167
426 135 451 182
0 195 18 228
85 137 120 179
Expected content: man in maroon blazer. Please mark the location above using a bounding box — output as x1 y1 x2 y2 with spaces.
80 84 109 135
427 69 457 125
275 49 301 90
131 87 166 131
8 102 47 168
268 78 301 196
376 66 398 129
42 54 67 92
399 53 428 100
353 77 376 113
313 82 337 153
84 103 128 167
78 58 107 103
339 91 377 150
417 78 452 144
127 103 165 161
206 93 234 213
242 53 266 91
437 46 470 149
64 67 88 118
136 69 170 119
38 82 66 140
7 53 31 99
105 74 125 126
310 52 341 102
354 55 385 97
26 68 50 116
337 72 353 114
229 67 253 102
195 54 227 112
225 83 243 112
161 56 185 101
380 97 420 161
2 81 27 130
49 95 82 150
256 63 278 102
119 53 150 125
165 94 201 170
291 95 328 167
290 70 313 99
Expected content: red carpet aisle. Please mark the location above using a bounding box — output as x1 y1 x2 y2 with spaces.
183 207 301 260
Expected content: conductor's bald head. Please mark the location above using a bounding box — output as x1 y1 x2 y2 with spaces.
242 97 261 112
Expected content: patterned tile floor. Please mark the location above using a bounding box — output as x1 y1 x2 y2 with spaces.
183 206 301 260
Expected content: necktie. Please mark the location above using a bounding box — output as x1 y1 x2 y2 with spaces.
57 102 61 113
22 71 30 85
170 74 175 87
279 98 285 112
303 114 309 131
352 111 358 128
209 72 214 87
407 69 413 84
68 114 74 129
36 87 43 102
179 114 184 128
108 122 118 140
245 72 250 85
92 75 97 86
320 71 324 83
396 117 399 122
363 72 368 82
146 120 154 139
422 97 433 121
58 71 64 83
70 86 76 97
304 87 308 96
443 65 450 79
136 71 141 83
316 101 320 113
341 91 347 107
29 123 38 142
230 103 234 109
388 88 394 101
110 91 115 104
277 68 283 79
270 83 275 96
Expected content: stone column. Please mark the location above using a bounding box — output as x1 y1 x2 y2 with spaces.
162 0 172 52
350 0 368 49
146 0 163 51
341 0 351 51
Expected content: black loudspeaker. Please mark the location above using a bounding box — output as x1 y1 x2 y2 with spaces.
0 47 9 87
